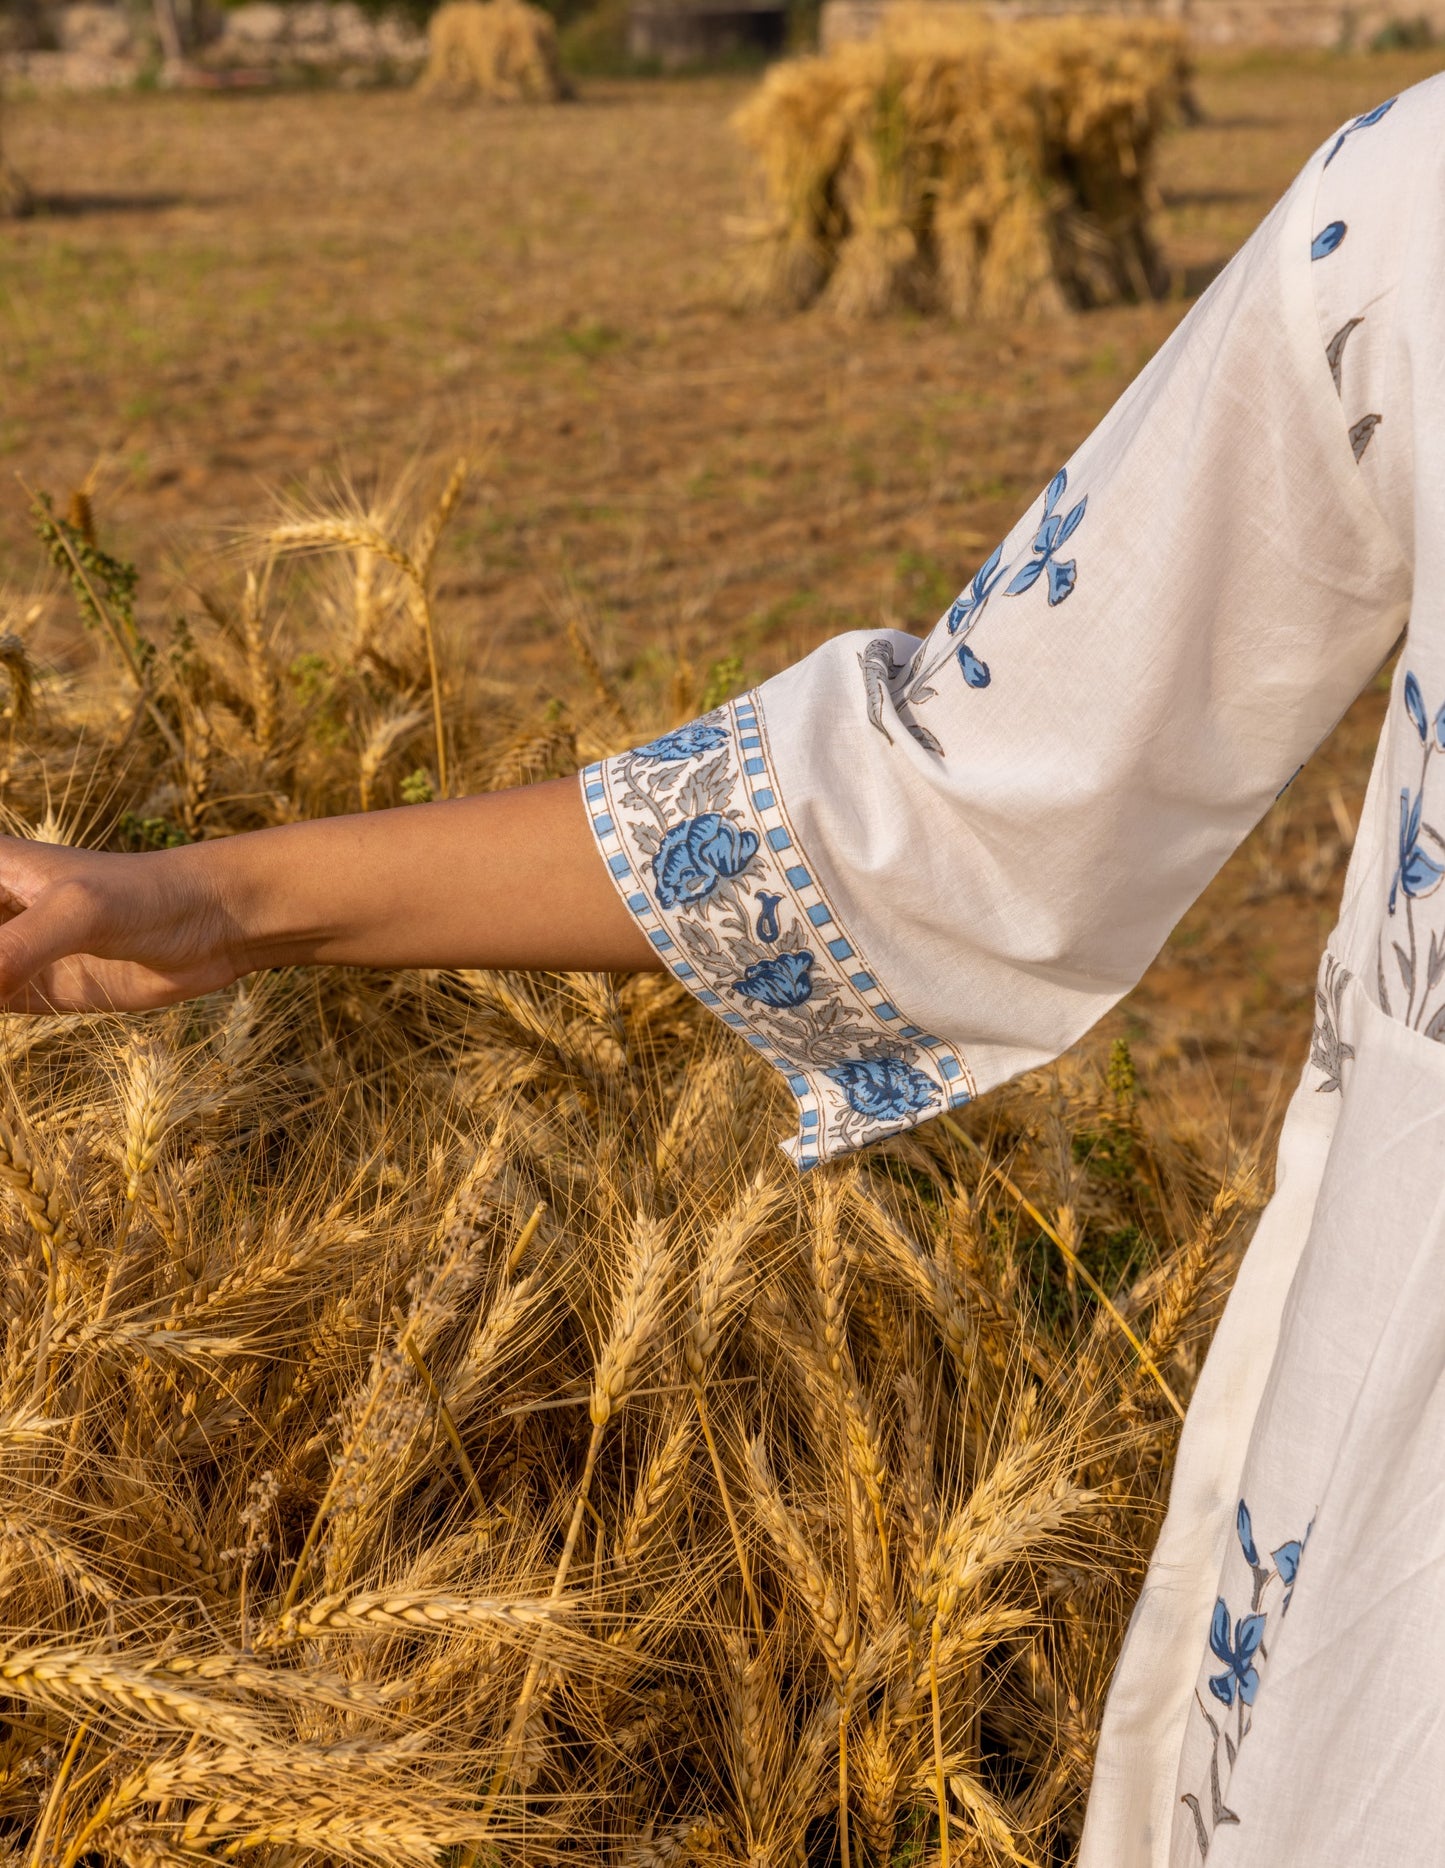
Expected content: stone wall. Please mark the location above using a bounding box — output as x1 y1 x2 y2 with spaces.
627 0 787 68
819 0 1445 51
0 1 427 89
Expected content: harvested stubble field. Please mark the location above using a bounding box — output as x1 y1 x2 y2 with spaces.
0 43 1437 1868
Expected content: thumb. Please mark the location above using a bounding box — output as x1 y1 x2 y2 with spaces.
0 879 105 1010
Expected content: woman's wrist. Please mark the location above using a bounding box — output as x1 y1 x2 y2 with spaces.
168 822 349 979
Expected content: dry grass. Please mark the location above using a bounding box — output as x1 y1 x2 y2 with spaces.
0 470 1270 1865
0 98 30 219
419 0 570 104
732 12 1191 319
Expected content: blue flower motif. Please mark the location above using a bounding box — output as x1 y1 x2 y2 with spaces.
755 891 783 943
957 643 991 688
1207 1598 1265 1709
1390 787 1445 914
1405 670 1428 743
731 949 815 1009
1272 1538 1304 1612
946 543 1007 635
1324 96 1396 167
825 1057 939 1122
1006 469 1087 606
634 723 730 762
653 813 760 909
1311 221 1348 261
1236 1499 1260 1569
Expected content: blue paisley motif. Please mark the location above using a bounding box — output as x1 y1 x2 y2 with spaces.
732 950 815 1008
1236 1499 1260 1568
1324 96 1395 167
826 1057 939 1121
653 813 759 909
1405 670 1428 743
1311 221 1347 261
635 724 729 761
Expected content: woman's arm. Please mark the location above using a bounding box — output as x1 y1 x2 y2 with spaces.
0 777 662 1014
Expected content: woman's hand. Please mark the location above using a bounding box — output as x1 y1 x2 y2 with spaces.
0 838 244 1013
0 777 660 1015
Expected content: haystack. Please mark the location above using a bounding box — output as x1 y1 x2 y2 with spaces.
418 0 571 102
733 8 1189 320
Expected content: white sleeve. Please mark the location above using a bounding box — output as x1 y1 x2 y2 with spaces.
583 95 1420 1168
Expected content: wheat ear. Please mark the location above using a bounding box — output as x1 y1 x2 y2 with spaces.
404 456 468 799
810 1174 860 1868
0 1644 266 1745
685 1175 781 1642
940 1115 1184 1417
261 1590 573 1643
268 509 455 796
486 1214 673 1808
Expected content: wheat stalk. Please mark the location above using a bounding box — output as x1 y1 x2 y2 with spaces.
685 1175 781 1642
487 1213 674 1807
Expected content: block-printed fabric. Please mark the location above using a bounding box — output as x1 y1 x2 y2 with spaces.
585 75 1445 1863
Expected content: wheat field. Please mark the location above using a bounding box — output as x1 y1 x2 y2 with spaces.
0 466 1273 1868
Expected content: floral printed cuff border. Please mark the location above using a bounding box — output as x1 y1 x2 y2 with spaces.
582 693 975 1167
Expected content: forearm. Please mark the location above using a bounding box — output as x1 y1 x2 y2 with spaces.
199 777 661 976
0 775 661 1016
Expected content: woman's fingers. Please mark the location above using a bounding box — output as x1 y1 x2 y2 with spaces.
0 878 107 1010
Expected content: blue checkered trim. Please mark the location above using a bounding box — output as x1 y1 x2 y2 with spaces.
582 694 975 1166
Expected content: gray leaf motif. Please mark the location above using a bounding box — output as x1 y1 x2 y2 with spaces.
1430 928 1445 995
858 637 946 755
902 716 945 756
678 918 724 962
858 637 906 747
1210 1747 1239 1830
1325 315 1364 395
1310 956 1354 1095
1349 412 1382 463
677 751 734 820
1180 1794 1210 1861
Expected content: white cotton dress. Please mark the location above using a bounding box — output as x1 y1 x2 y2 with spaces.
583 75 1445 1865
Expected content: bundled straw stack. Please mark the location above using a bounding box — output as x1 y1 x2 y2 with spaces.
733 7 1190 320
419 0 570 102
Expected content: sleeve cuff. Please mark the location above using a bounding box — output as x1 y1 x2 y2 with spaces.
581 692 976 1167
